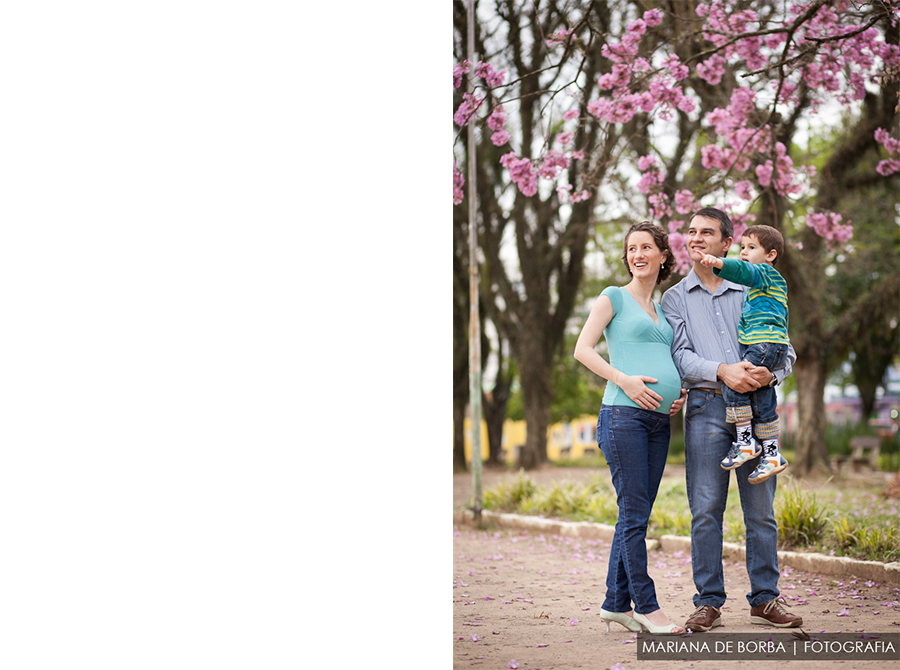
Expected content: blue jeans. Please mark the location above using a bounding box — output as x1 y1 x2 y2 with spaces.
597 405 670 614
722 342 787 435
684 389 781 608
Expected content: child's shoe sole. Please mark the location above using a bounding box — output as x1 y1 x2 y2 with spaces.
748 458 788 484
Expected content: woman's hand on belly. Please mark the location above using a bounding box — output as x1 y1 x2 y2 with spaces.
617 374 663 410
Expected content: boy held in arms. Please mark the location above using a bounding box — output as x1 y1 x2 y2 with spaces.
700 225 790 484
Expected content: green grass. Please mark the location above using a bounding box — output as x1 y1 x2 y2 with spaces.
480 472 900 563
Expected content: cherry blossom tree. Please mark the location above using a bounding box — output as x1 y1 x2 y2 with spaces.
454 0 900 472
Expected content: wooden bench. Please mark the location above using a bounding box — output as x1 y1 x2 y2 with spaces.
835 436 881 472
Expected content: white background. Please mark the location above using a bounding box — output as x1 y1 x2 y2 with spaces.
0 2 447 667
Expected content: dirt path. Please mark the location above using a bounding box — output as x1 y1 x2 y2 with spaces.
452 466 900 669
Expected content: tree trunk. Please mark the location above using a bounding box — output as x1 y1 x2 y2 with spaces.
792 356 833 477
518 342 553 469
483 361 512 466
453 398 468 473
453 209 470 474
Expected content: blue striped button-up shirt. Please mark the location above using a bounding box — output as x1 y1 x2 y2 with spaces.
660 268 795 391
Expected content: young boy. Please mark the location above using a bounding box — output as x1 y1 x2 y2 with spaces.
700 225 790 484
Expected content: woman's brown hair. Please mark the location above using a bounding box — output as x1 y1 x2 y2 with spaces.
621 221 674 285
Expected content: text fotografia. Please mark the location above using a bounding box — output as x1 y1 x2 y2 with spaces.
637 632 900 661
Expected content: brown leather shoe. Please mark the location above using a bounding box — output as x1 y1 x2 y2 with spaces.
750 597 802 627
685 605 722 631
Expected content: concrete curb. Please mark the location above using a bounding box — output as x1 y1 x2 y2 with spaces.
454 509 900 585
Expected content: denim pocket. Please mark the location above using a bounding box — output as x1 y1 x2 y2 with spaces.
685 390 712 419
742 342 788 371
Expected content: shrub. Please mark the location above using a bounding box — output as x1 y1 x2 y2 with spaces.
482 470 537 510
775 484 829 549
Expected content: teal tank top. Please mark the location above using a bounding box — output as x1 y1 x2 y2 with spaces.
600 286 682 414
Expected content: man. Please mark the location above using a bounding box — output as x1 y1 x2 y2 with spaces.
661 207 802 631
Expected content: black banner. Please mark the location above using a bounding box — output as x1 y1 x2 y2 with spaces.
637 632 900 661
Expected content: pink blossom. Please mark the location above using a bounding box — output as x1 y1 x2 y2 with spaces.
453 161 465 205
557 131 573 146
546 29 573 47
643 8 663 27
570 189 591 203
503 154 538 196
696 54 726 85
674 190 695 214
539 149 570 179
765 33 787 50
487 105 507 131
729 211 756 236
637 155 657 171
454 93 482 127
756 162 774 188
606 93 642 123
508 661 519 669
734 180 754 201
491 130 511 147
668 232 693 275
875 127 900 175
637 170 663 195
648 192 670 219
563 109 579 121
598 65 631 90
633 57 652 73
701 145 729 171
627 19 647 37
806 211 853 245
453 60 470 89
738 36 766 71
877 159 900 176
666 55 689 81
476 61 506 88
586 98 610 119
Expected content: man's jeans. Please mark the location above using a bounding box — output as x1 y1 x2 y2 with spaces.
722 342 788 438
597 405 669 614
684 390 781 608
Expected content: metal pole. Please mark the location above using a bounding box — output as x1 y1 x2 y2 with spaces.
467 0 483 525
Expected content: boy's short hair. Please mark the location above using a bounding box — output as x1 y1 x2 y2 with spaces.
743 225 785 265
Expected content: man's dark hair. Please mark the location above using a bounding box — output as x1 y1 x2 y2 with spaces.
690 207 734 241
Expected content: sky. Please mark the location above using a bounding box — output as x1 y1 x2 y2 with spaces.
0 3 447 668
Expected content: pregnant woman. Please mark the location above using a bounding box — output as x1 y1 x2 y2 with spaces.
574 221 686 635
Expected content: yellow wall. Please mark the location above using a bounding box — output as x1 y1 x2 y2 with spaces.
459 415 599 464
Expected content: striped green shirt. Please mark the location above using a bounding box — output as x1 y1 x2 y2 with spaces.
713 258 790 346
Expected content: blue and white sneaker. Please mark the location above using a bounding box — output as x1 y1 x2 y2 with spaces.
721 441 762 470
748 454 788 484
